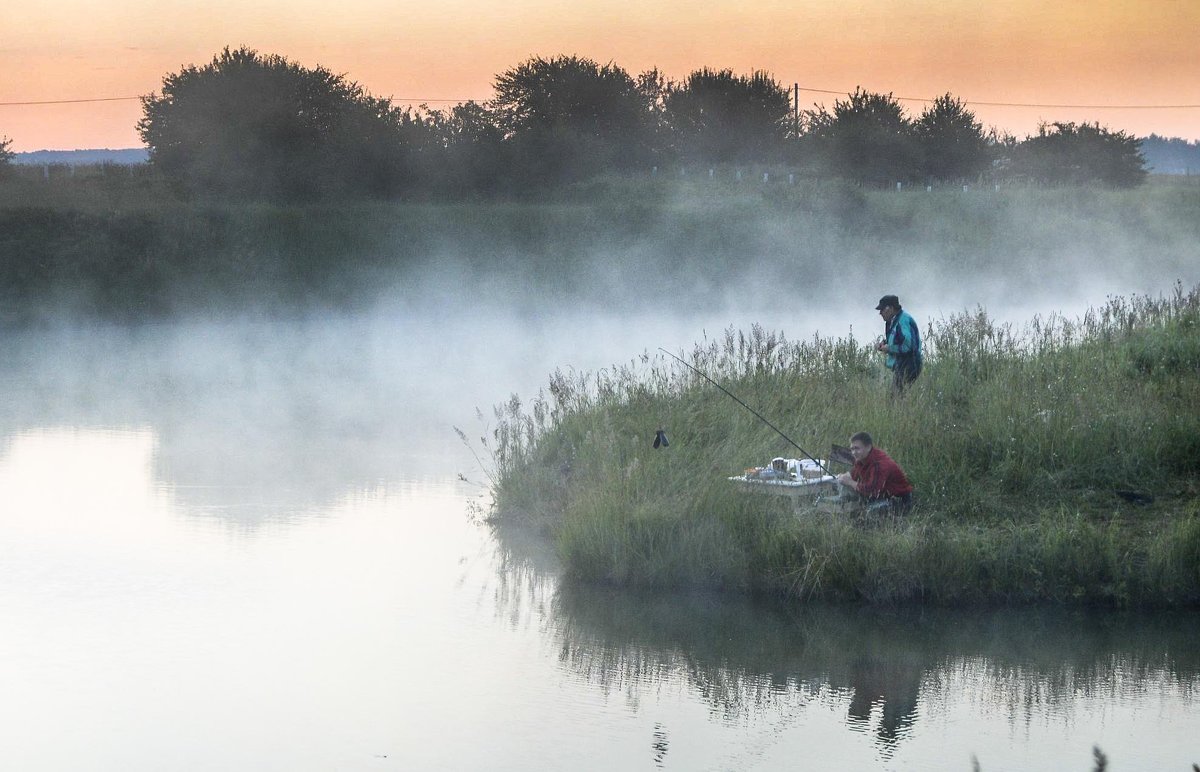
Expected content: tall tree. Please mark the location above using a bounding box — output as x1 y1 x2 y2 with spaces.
662 68 791 165
635 68 670 165
1010 122 1147 187
491 55 655 184
802 89 919 185
138 47 430 199
913 94 992 183
0 135 12 167
425 100 509 194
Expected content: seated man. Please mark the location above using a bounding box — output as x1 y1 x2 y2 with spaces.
835 431 914 513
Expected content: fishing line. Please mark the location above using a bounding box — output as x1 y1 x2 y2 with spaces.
657 347 833 476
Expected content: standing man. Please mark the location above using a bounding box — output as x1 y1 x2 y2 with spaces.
875 295 922 393
836 432 914 513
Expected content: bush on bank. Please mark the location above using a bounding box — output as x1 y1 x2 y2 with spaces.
487 286 1200 607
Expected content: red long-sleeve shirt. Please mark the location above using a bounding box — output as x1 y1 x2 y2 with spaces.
850 447 913 499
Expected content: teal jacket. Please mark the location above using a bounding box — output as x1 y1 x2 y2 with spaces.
884 310 922 371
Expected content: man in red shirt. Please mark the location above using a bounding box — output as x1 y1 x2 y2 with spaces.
836 431 914 513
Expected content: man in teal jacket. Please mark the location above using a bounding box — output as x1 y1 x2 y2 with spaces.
875 294 922 393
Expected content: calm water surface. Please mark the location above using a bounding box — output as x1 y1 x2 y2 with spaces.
1 317 1196 771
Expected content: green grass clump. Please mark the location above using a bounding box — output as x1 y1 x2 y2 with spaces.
486 286 1200 606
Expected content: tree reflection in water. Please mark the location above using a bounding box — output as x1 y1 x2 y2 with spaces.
544 581 1200 758
486 517 1198 767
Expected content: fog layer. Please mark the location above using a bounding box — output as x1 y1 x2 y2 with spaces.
2 185 1197 515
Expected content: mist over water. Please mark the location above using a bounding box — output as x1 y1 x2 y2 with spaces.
385 188 1200 368
2 196 1198 769
2 229 1193 513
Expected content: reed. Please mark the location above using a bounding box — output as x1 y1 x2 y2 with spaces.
488 286 1200 606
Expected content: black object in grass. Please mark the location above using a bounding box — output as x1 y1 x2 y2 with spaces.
1115 489 1155 505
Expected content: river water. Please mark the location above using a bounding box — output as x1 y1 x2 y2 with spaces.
1 311 1197 771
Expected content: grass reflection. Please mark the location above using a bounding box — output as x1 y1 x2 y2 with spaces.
548 585 1199 757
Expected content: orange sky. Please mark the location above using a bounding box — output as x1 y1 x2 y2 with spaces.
2 0 1198 151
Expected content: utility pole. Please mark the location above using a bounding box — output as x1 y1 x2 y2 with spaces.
793 83 800 138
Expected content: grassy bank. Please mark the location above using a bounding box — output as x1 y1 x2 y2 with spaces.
485 286 1200 606
1 173 1198 324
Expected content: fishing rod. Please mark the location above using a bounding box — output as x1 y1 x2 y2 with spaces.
657 347 834 477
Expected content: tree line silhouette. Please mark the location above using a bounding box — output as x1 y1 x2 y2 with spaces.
130 47 1148 200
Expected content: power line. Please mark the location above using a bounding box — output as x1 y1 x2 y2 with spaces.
0 96 141 106
0 95 482 107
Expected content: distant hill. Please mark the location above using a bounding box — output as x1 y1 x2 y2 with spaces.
13 148 149 166
7 138 1198 174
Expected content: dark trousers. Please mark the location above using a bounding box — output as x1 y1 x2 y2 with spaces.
891 357 922 394
865 492 914 515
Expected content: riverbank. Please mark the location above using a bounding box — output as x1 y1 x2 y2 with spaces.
1 174 1198 324
486 287 1200 606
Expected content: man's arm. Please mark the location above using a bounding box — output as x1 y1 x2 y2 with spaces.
840 462 884 498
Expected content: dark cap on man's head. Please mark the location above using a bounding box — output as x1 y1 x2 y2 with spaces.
875 295 900 310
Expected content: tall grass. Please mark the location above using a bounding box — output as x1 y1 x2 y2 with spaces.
487 285 1200 606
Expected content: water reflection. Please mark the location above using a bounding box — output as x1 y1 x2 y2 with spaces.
845 649 920 748
3 315 1198 770
0 422 496 771
488 511 1200 767
485 518 563 634
0 320 475 527
546 583 1200 764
